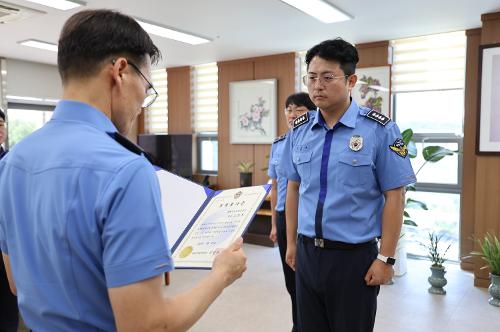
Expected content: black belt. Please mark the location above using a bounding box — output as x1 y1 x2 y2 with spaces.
298 234 377 250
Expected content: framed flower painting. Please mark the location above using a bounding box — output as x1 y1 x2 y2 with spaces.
351 66 391 117
229 79 277 144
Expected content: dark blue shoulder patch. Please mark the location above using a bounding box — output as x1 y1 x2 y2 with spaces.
107 132 155 164
365 110 390 126
273 134 286 144
293 112 309 129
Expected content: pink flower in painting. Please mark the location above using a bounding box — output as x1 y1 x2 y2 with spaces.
240 115 249 127
239 96 270 135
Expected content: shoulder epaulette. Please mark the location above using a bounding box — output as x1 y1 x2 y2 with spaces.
107 132 156 164
365 110 390 126
273 134 286 144
293 112 309 129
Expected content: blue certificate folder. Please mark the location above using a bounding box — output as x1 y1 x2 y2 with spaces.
156 169 271 269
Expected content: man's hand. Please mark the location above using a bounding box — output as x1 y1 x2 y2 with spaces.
364 259 393 286
285 242 296 271
269 225 277 243
212 238 247 287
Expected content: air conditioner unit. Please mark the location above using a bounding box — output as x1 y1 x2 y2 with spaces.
0 1 44 24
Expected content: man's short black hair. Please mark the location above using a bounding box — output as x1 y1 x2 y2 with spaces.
285 92 316 110
305 38 359 76
57 9 161 83
0 108 5 121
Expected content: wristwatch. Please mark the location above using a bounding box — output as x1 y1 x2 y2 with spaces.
377 254 396 265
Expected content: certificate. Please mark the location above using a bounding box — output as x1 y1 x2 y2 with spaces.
156 169 270 269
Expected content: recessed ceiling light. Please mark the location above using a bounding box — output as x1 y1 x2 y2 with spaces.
19 39 58 52
23 0 85 10
280 0 351 23
136 19 210 45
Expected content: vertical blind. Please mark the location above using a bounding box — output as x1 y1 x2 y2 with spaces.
297 50 308 92
391 31 466 92
191 62 218 133
144 68 168 134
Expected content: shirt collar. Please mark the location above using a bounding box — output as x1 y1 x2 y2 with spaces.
51 100 117 133
312 98 359 130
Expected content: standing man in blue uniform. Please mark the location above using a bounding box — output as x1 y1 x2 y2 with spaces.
0 10 246 331
268 92 316 332
0 107 18 332
282 38 416 332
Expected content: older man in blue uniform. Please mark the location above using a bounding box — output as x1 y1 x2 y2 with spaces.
282 38 416 332
0 10 246 331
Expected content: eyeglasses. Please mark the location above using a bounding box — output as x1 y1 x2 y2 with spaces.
112 59 159 108
302 73 348 86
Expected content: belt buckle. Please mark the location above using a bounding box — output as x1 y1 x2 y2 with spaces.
314 238 324 248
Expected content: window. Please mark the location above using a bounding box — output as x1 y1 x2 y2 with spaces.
196 133 218 175
6 103 54 148
391 31 466 261
191 63 219 174
144 68 168 134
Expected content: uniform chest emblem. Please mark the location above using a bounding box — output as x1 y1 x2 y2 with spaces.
349 135 363 152
389 138 408 158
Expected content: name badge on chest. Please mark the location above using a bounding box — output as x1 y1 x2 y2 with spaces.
349 135 363 152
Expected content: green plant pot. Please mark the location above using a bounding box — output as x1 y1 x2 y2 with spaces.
428 265 447 295
489 274 500 307
240 172 252 187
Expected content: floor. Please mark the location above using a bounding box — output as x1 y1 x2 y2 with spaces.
165 244 500 332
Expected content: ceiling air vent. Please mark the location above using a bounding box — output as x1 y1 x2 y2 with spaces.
0 1 44 24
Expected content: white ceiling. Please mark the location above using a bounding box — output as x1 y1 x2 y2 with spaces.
1 0 499 69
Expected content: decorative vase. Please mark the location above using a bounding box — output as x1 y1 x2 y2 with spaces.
394 242 407 277
489 274 500 307
240 172 252 187
428 265 447 295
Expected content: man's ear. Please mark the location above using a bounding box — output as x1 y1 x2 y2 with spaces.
110 57 128 85
347 74 357 90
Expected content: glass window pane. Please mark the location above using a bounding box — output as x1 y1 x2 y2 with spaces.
395 89 464 134
411 142 459 185
200 139 218 172
404 191 460 261
7 108 53 147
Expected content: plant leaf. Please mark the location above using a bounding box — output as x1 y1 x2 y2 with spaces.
422 146 454 162
404 219 418 227
403 210 410 218
406 198 428 210
407 140 417 158
402 129 413 145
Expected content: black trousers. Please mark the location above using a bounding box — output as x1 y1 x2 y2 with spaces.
0 256 18 332
296 236 379 332
276 211 297 332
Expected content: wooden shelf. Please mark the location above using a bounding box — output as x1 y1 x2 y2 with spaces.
256 209 272 217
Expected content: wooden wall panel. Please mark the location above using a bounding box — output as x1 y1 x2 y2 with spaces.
472 11 500 287
167 66 191 134
356 41 390 68
254 53 296 186
217 60 254 189
460 28 481 271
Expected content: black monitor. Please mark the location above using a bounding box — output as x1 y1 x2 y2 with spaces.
138 134 193 178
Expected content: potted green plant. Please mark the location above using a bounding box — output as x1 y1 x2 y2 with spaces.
393 129 455 277
238 161 254 187
471 233 500 307
421 232 451 295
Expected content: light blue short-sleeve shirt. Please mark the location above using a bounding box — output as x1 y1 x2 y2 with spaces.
268 134 289 212
0 100 173 331
281 100 416 243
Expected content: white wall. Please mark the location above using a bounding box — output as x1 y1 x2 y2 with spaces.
6 58 62 100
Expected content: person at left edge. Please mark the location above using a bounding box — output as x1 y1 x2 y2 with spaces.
268 92 315 332
0 107 18 332
0 9 246 331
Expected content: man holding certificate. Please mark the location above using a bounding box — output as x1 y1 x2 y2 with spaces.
0 9 246 332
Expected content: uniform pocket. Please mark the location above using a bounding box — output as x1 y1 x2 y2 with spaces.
293 150 312 188
337 153 373 186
